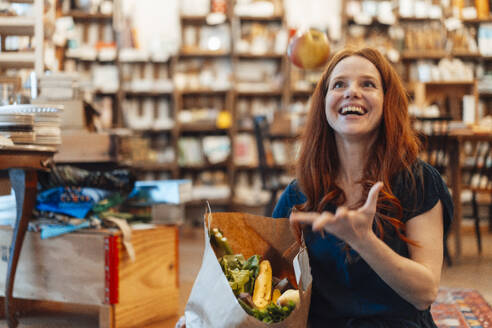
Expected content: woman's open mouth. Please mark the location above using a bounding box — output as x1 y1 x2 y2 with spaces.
339 105 367 116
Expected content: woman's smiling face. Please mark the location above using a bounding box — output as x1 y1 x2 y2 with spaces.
325 55 384 141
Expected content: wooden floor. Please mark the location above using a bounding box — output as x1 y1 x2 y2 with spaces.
1 221 491 328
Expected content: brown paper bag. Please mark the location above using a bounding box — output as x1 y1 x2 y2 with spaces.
184 212 312 328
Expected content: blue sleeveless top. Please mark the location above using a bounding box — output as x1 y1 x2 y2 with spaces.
272 160 453 328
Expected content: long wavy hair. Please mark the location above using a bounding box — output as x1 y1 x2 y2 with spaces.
296 47 421 243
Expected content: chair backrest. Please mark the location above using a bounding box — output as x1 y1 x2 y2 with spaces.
415 116 452 175
252 115 270 190
466 140 491 191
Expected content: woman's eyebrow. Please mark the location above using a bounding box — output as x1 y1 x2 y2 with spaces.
330 74 379 81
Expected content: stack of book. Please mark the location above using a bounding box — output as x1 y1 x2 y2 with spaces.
0 111 35 144
0 104 62 146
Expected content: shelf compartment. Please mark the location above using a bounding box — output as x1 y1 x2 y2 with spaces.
0 52 35 68
0 17 35 35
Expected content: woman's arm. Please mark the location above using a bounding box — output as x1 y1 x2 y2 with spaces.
351 201 443 310
290 182 444 310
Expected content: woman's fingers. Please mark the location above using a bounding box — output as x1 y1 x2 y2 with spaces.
312 211 335 232
290 211 322 224
291 211 335 232
360 181 383 215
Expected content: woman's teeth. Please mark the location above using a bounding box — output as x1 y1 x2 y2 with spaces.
340 106 365 115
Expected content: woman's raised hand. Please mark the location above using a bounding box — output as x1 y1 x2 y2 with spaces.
290 182 383 245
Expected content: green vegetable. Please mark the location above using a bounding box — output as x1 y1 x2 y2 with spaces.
228 269 251 295
220 254 245 271
246 301 296 323
243 255 260 294
210 228 234 255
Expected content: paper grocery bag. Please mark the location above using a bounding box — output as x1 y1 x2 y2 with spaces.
184 212 312 328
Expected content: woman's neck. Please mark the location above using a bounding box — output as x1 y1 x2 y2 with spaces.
334 135 375 186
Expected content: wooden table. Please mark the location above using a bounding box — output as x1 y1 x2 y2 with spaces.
447 130 492 260
0 145 56 328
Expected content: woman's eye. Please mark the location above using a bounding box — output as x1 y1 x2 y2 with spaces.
362 80 376 88
332 81 344 89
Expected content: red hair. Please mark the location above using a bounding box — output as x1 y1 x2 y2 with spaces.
295 47 421 244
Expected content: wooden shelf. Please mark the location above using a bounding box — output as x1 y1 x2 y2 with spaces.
235 165 259 171
180 15 208 24
479 90 492 97
291 87 314 96
131 127 174 133
236 90 282 96
237 15 283 22
180 15 229 24
65 55 116 63
462 17 492 24
347 17 392 26
124 91 173 97
0 52 35 68
421 81 475 87
452 51 482 59
0 17 35 35
94 89 118 96
234 52 284 59
401 50 449 60
179 162 229 170
398 16 442 22
179 49 230 57
235 163 293 170
66 11 112 20
177 88 229 95
179 123 228 132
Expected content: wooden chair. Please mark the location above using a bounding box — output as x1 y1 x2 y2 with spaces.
463 139 492 254
252 115 288 217
415 116 454 265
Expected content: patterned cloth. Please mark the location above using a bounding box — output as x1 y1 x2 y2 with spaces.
432 288 492 328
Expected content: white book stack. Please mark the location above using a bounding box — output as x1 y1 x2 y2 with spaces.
0 110 34 144
39 73 79 100
0 104 62 146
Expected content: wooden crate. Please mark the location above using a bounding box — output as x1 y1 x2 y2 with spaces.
54 131 117 163
0 225 179 328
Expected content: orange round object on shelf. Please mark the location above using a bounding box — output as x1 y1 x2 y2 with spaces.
287 29 331 70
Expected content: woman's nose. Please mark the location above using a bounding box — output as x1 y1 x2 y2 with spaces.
344 84 361 98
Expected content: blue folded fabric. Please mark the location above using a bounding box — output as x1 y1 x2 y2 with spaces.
36 187 111 218
39 220 91 239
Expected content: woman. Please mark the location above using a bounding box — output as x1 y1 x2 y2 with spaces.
273 48 453 327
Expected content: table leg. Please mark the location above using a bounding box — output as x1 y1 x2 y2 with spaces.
5 169 37 328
